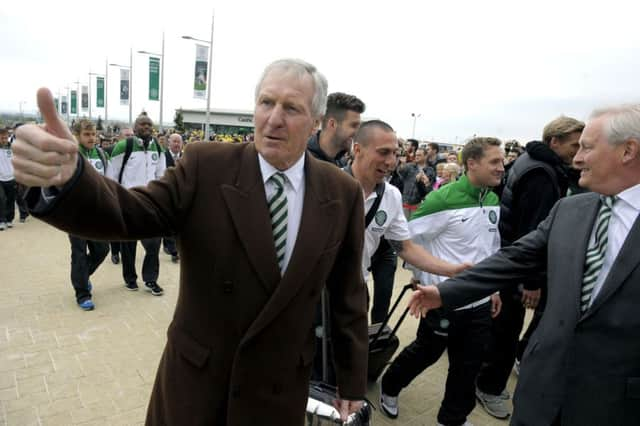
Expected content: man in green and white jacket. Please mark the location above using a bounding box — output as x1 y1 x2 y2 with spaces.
380 137 504 426
107 114 166 296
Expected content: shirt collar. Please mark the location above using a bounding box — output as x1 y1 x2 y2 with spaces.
614 182 640 212
258 152 306 193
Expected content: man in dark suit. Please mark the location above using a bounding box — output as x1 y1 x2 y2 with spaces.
12 59 368 424
407 104 640 426
162 133 183 262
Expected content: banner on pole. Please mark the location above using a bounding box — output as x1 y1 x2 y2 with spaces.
96 77 105 107
61 96 68 114
81 85 88 110
149 57 160 101
120 69 130 105
71 91 77 114
193 44 208 99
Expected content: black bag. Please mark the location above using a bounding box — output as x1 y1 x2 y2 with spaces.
367 283 414 382
306 381 372 425
306 292 372 424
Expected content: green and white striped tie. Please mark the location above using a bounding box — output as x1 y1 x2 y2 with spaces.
581 195 616 313
269 173 288 271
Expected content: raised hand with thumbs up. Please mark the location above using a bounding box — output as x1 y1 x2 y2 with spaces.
12 88 79 188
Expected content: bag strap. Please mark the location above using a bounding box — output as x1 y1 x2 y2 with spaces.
118 137 135 184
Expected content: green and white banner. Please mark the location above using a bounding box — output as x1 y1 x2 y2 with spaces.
120 69 130 105
61 96 68 114
193 44 208 100
81 85 88 110
149 57 160 101
71 90 77 114
96 77 105 107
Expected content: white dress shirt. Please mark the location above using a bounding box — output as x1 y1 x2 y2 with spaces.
258 153 306 275
588 183 640 307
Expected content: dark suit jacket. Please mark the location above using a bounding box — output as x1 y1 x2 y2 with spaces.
30 142 368 425
164 149 179 168
437 193 640 426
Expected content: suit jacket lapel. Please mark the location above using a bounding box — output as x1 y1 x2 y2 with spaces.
582 211 640 321
561 194 600 319
242 154 338 343
221 144 281 295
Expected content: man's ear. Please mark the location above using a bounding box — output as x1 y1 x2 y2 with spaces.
353 142 362 156
622 138 640 163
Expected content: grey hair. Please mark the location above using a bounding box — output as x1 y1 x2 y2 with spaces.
254 58 328 118
590 104 640 146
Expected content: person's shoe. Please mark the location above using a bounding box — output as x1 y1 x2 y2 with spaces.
77 299 95 311
125 282 139 291
6 222 13 228
111 253 120 264
0 222 6 231
476 387 510 419
513 359 520 376
163 246 172 255
380 391 399 419
19 217 26 223
171 254 179 263
144 281 164 296
499 389 511 400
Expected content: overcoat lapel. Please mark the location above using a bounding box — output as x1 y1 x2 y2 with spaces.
582 211 640 321
221 144 281 295
242 154 339 343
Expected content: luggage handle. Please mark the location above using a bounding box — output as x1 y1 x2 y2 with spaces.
370 282 416 346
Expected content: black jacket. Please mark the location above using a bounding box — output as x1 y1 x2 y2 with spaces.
306 131 347 167
499 141 569 290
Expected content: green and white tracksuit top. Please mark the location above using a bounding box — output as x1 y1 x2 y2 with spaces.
408 175 501 309
79 145 108 177
107 137 166 188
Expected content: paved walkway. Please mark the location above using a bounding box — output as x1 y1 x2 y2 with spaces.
0 216 518 425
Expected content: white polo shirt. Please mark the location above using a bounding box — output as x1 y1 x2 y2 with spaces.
361 182 410 280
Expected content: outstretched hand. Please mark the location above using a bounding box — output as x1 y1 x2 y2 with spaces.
333 398 364 421
408 284 443 318
12 88 78 187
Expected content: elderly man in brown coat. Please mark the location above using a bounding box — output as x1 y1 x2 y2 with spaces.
12 59 368 425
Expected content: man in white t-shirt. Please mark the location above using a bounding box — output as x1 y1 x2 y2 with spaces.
349 120 467 292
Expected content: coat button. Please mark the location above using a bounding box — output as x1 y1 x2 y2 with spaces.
223 281 233 294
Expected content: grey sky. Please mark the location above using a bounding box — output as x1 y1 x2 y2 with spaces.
1 0 639 142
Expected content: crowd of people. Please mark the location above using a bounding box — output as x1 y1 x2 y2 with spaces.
6 57 640 425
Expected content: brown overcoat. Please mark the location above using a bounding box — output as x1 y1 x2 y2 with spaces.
30 142 368 425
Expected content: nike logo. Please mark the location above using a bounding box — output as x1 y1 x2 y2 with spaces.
461 217 470 222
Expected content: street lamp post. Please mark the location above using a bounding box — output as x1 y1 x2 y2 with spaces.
411 113 422 139
88 72 92 121
183 11 215 141
109 49 133 126
138 31 165 132
18 101 26 121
